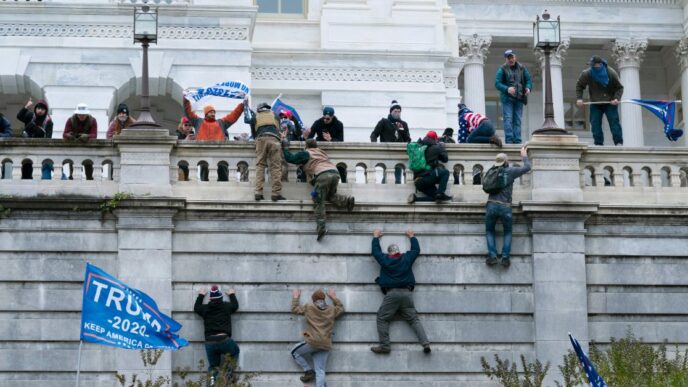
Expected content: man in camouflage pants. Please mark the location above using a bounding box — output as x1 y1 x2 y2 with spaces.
282 138 355 241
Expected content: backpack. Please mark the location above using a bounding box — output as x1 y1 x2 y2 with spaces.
406 142 431 173
482 165 508 194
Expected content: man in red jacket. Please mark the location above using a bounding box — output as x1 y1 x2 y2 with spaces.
63 103 97 142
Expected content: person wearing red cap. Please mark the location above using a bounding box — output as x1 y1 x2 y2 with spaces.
194 285 240 383
408 130 452 203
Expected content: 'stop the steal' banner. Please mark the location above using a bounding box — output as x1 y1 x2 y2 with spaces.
185 81 250 106
80 263 188 350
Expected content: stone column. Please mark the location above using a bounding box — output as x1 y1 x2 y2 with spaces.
534 39 570 129
444 57 464 128
114 127 177 196
675 37 688 146
612 38 648 147
459 34 491 115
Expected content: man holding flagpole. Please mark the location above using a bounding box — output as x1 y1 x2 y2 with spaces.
576 55 625 146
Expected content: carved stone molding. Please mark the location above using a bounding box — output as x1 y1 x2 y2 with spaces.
534 38 570 67
459 34 491 65
444 76 458 89
675 37 688 71
0 23 248 40
251 67 444 83
612 38 648 69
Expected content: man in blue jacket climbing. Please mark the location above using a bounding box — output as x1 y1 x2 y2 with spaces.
370 228 431 355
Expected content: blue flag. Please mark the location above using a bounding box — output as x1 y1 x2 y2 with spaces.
629 99 683 141
80 263 188 350
271 97 304 128
569 333 607 387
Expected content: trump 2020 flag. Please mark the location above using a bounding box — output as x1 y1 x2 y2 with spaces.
271 96 304 128
80 263 188 350
569 333 607 387
629 99 683 141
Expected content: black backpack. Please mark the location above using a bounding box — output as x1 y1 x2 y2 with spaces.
482 165 508 194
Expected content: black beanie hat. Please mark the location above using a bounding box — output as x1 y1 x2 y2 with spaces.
117 103 129 116
389 100 401 113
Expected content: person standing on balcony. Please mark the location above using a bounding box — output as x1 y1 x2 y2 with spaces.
17 97 52 138
370 228 431 355
484 147 531 268
407 131 452 204
63 103 97 142
106 103 136 139
495 49 532 144
0 113 12 138
282 138 355 241
194 285 240 385
244 100 285 201
183 96 244 142
308 106 344 142
290 288 344 387
457 103 503 147
371 100 411 143
576 55 624 146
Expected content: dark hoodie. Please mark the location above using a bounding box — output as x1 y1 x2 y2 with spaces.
370 114 410 143
194 294 239 340
17 99 53 138
309 116 344 142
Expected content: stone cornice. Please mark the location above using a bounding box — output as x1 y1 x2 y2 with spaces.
533 38 570 67
612 38 648 68
0 23 249 40
459 34 491 65
251 66 444 84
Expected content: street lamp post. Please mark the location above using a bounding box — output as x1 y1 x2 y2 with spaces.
532 10 570 135
129 5 161 128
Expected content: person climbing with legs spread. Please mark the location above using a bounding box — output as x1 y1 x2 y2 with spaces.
290 288 344 387
282 138 355 241
370 228 431 355
483 146 531 268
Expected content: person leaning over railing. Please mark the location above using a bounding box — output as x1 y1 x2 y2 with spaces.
17 97 52 138
106 103 136 139
63 103 97 142
307 106 343 142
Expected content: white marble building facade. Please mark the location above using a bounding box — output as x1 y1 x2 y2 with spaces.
1 0 688 144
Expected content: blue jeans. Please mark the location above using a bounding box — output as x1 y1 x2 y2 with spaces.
502 98 524 144
485 202 513 258
414 168 449 201
205 338 240 378
467 121 496 144
589 104 623 145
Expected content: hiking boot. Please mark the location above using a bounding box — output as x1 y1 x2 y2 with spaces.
317 228 328 242
501 256 511 268
271 195 286 201
423 344 432 354
407 193 416 204
346 196 355 212
486 256 498 266
489 135 503 148
435 193 452 202
254 194 264 201
370 346 391 354
299 370 315 383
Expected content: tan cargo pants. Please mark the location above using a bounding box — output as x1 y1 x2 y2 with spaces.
255 135 282 196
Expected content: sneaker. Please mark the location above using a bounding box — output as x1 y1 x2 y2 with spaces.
254 194 264 201
407 193 416 204
435 193 452 202
485 256 498 266
370 345 391 354
489 135 503 148
271 195 286 201
501 256 511 268
299 370 315 383
423 344 432 354
346 197 355 212
209 376 215 386
317 228 328 241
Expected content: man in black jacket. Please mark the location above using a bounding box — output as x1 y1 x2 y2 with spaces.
308 106 343 142
17 97 53 138
408 131 452 203
370 100 411 143
194 285 240 382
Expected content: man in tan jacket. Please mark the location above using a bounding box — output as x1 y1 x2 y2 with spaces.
282 138 355 241
290 288 344 386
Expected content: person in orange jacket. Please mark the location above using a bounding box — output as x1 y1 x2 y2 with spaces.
183 96 244 142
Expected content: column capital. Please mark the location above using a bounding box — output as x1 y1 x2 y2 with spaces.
534 38 570 67
675 36 688 70
459 34 491 65
612 38 648 69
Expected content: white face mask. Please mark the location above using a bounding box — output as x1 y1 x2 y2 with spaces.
391 112 401 120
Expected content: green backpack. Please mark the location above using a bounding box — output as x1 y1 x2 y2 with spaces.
407 142 431 173
482 165 508 194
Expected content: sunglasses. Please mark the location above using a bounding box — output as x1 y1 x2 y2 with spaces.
323 114 333 118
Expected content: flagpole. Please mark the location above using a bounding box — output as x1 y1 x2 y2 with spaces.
75 340 83 387
583 100 682 105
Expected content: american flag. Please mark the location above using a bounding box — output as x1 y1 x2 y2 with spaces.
458 107 487 143
569 333 607 387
